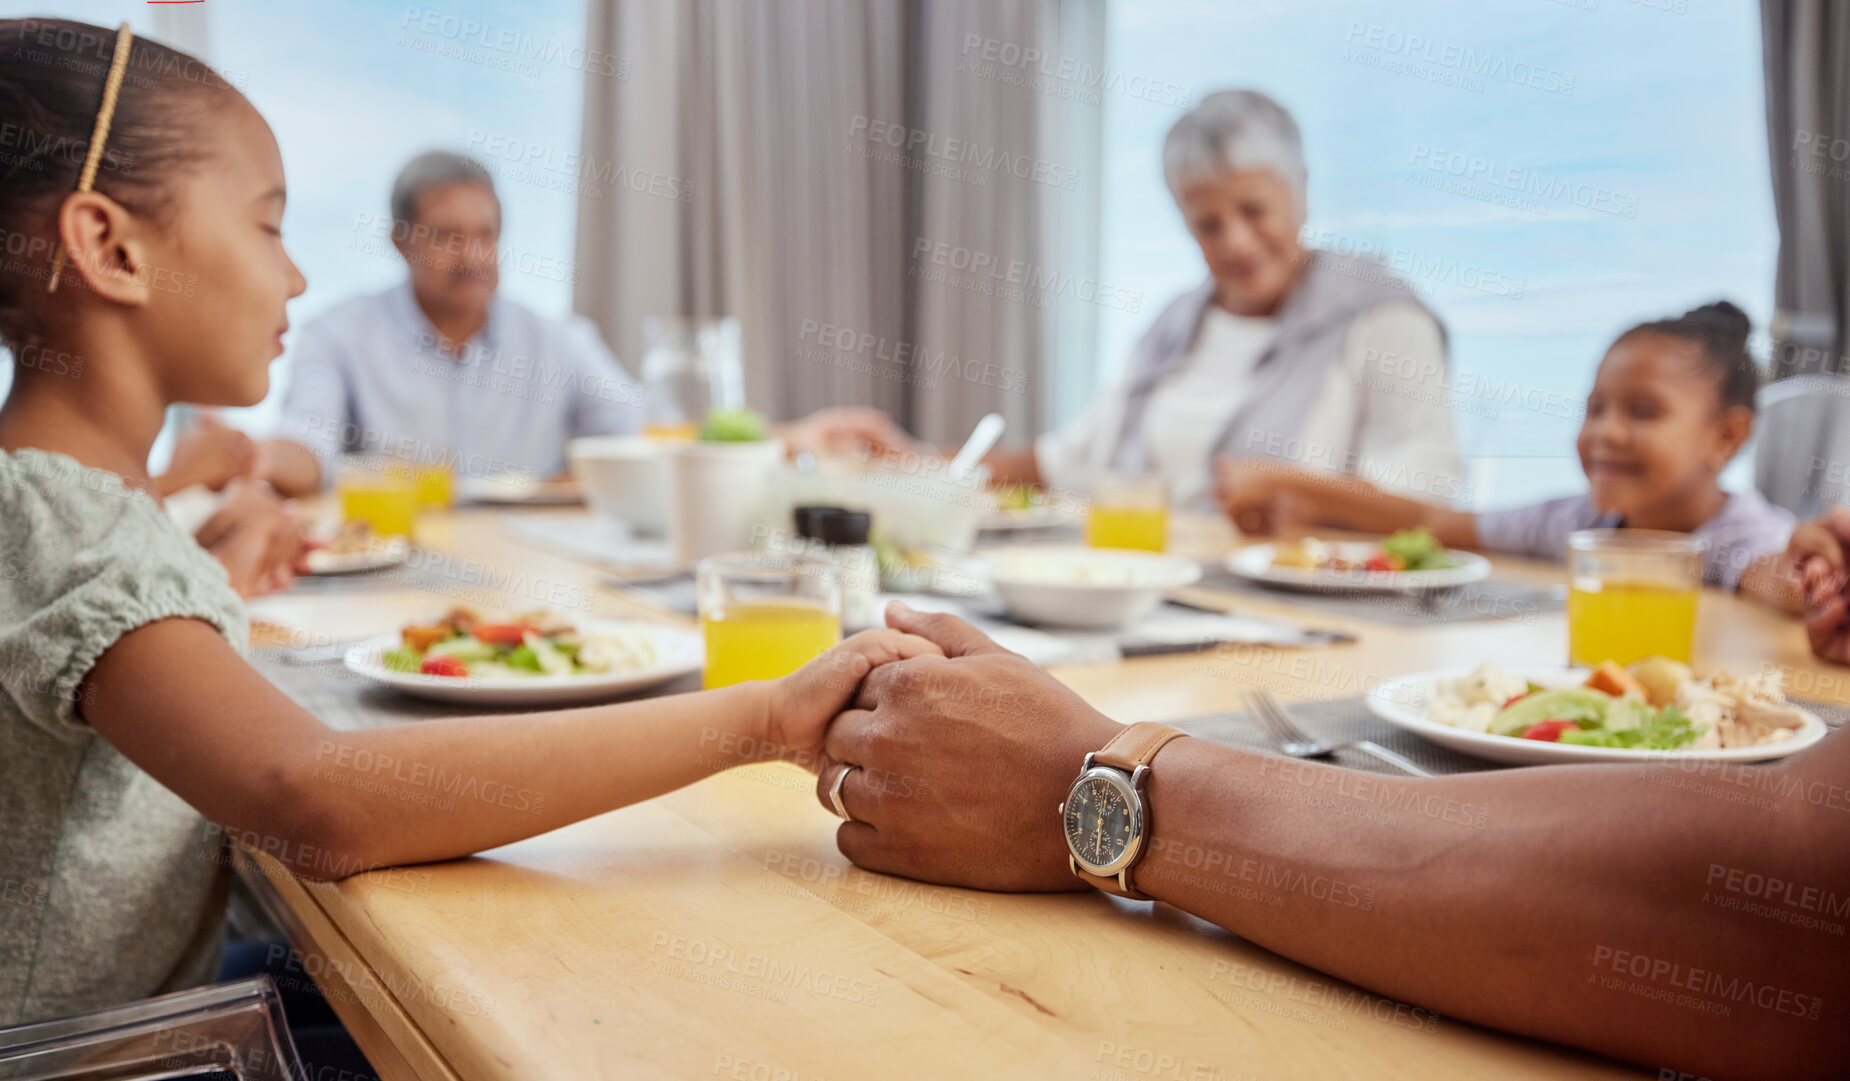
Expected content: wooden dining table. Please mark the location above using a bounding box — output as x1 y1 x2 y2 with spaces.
239 503 1848 1081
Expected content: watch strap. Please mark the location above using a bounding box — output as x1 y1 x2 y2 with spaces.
1075 722 1189 900
1094 721 1189 773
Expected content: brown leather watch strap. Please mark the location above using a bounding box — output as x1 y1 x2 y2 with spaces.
1094 721 1189 774
1074 722 1189 900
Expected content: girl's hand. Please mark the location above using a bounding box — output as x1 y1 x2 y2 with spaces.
766 629 943 759
195 479 308 598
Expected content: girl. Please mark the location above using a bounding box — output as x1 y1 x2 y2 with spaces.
0 18 936 1029
1214 301 1803 608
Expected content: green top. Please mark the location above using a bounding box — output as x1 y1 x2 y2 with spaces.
0 449 247 1025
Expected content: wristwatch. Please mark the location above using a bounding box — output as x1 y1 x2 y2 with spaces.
1060 722 1188 899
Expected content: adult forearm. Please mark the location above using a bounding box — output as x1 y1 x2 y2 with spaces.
1283 473 1477 547
282 683 772 876
1135 738 1845 1081
982 445 1043 486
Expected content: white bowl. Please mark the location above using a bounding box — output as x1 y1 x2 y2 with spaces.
982 545 1202 629
568 436 673 535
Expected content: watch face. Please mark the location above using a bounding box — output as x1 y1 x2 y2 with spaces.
1064 768 1142 875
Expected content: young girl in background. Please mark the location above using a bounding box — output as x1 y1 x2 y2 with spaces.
1215 302 1802 608
0 17 936 1040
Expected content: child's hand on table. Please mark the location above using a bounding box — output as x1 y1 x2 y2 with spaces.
766 628 944 760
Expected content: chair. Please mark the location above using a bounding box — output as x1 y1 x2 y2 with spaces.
1754 372 1850 518
0 977 303 1081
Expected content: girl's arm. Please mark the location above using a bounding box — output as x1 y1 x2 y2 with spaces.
80 618 935 879
1214 458 1480 549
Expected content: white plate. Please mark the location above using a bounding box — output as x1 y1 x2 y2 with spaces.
1226 542 1491 593
982 545 1202 629
457 474 584 505
343 620 705 706
303 537 410 576
1365 664 1830 766
979 505 1078 532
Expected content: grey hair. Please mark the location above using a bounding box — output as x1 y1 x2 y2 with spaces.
389 150 499 229
1162 89 1307 206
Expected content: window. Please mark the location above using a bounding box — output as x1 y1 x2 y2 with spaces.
1095 0 1775 506
0 0 589 441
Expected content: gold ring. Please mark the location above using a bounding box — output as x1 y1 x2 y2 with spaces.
828 763 859 822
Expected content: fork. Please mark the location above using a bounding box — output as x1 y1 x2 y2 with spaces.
1243 688 1434 778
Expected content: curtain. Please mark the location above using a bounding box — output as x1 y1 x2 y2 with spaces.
573 0 1103 445
1756 0 1850 514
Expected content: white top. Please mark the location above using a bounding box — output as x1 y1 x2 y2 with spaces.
1036 301 1464 509
1139 307 1275 508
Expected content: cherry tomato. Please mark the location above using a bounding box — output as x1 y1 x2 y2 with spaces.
1502 691 1533 709
420 655 469 678
472 624 537 646
1364 556 1393 572
1520 720 1581 742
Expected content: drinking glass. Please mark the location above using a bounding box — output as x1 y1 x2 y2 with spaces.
337 455 419 537
697 553 842 689
380 458 453 509
1086 473 1169 552
1566 529 1705 666
641 316 744 440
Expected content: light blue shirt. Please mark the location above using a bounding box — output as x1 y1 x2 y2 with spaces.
274 282 642 484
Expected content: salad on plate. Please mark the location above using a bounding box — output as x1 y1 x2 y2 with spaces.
1427 656 1809 751
1271 528 1459 574
384 606 659 680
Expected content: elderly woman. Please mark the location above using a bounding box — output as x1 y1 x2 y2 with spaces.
985 89 1465 514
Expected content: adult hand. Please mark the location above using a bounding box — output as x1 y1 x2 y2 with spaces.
815 603 1121 892
194 479 308 598
1789 506 1850 606
773 407 924 460
159 412 257 495
1787 507 1850 664
766 628 942 761
1212 457 1307 536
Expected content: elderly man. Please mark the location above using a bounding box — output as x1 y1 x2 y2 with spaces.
253 151 912 495
255 152 638 495
984 89 1466 513
816 605 1848 1081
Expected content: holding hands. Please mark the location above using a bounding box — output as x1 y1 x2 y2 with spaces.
1787 507 1850 663
811 603 1120 892
766 627 943 762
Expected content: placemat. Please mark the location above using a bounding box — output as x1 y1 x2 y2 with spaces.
245 653 703 731
1170 697 1503 776
1192 569 1565 627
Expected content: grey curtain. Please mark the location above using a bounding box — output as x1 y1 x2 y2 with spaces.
573 0 1103 445
1756 1 1850 513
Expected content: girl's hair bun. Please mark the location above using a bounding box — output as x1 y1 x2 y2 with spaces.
1681 300 1752 347
1617 299 1760 413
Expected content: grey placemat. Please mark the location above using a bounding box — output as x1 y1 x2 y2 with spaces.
247 655 703 732
1171 697 1505 776
1193 569 1565 627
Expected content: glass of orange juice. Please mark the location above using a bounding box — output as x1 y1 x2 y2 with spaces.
380 458 453 509
698 553 842 689
1566 529 1705 667
337 456 419 538
1086 473 1169 552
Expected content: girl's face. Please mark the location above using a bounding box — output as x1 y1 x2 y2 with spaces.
1576 333 1750 518
137 101 306 407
